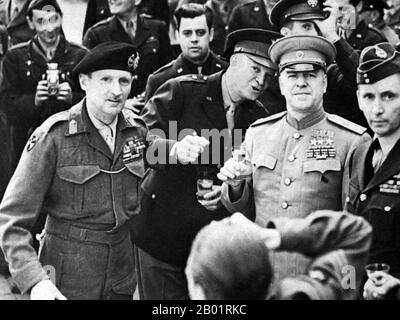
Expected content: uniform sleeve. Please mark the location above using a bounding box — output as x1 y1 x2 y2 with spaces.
271 210 372 299
0 128 57 294
144 73 159 104
0 50 37 124
220 127 255 219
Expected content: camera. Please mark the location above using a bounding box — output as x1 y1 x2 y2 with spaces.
46 63 60 96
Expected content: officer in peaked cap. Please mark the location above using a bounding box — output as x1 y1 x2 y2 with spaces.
132 28 281 300
219 34 369 295
0 41 153 299
346 43 400 299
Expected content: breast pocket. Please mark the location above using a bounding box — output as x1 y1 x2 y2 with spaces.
123 158 145 214
56 165 102 215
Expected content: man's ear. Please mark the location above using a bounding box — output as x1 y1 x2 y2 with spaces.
79 74 88 91
26 16 35 31
209 27 214 43
134 0 142 6
356 89 363 111
280 27 290 36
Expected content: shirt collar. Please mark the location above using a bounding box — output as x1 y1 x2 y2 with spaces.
117 16 137 33
286 106 326 130
87 108 118 135
374 129 400 159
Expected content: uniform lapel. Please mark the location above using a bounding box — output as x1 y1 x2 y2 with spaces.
200 72 227 130
110 16 132 43
364 138 400 192
132 16 151 48
354 140 372 190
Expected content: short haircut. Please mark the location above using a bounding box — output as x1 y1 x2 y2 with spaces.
174 3 214 31
187 219 273 300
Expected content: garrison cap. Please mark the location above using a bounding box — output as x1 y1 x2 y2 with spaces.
223 28 282 71
269 35 336 73
270 0 326 27
72 41 140 78
357 42 400 84
27 0 63 16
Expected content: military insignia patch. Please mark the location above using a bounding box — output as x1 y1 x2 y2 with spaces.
128 52 140 70
26 134 39 152
123 137 146 163
379 173 400 194
375 46 387 59
306 129 336 160
307 0 318 8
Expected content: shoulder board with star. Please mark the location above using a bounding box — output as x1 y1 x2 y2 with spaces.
177 74 208 83
250 111 287 128
152 60 175 75
122 109 147 128
89 17 113 29
326 114 367 135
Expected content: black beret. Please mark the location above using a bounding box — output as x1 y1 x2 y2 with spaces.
223 28 282 70
270 0 327 27
27 0 63 16
72 41 140 78
269 35 336 73
357 43 400 84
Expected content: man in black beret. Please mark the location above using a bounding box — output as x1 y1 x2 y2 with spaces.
345 42 400 299
0 0 88 171
0 41 150 299
133 28 281 300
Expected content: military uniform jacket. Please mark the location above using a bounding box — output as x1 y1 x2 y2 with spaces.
347 20 387 53
345 138 400 277
144 51 228 102
132 71 269 266
82 15 173 97
221 108 369 285
0 100 148 294
227 0 279 34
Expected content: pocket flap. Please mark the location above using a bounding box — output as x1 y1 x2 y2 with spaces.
57 165 101 184
112 273 135 295
254 154 277 170
125 159 145 178
303 159 341 174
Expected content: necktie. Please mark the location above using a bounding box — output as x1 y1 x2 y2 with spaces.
126 20 136 41
372 140 383 173
99 125 115 154
197 66 202 75
364 139 381 185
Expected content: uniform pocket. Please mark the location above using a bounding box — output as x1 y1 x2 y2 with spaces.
110 272 135 300
124 158 145 179
57 165 101 184
303 159 341 174
253 154 277 170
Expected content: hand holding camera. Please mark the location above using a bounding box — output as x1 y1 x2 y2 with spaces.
314 0 341 42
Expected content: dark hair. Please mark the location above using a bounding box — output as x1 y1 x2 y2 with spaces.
283 20 323 37
187 220 273 300
26 0 63 20
174 3 214 31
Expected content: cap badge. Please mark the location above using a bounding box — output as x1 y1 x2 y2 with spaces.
296 51 305 59
128 53 140 70
307 0 318 8
375 46 387 59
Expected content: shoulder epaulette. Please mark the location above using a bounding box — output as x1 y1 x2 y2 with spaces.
152 60 175 75
35 110 69 137
178 74 208 83
140 13 154 19
90 17 112 29
8 41 29 51
250 111 287 128
327 114 367 135
122 109 147 128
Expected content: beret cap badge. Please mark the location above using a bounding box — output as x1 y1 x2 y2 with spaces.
375 46 387 59
307 0 318 8
128 53 140 70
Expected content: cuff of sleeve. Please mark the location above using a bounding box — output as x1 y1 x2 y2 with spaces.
221 181 249 213
12 260 49 295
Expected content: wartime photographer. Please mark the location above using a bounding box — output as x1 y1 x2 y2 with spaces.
0 0 87 168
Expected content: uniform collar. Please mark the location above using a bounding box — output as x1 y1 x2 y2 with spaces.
286 106 326 130
374 129 400 161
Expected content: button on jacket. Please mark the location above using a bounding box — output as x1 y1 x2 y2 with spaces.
0 100 147 294
221 108 369 285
